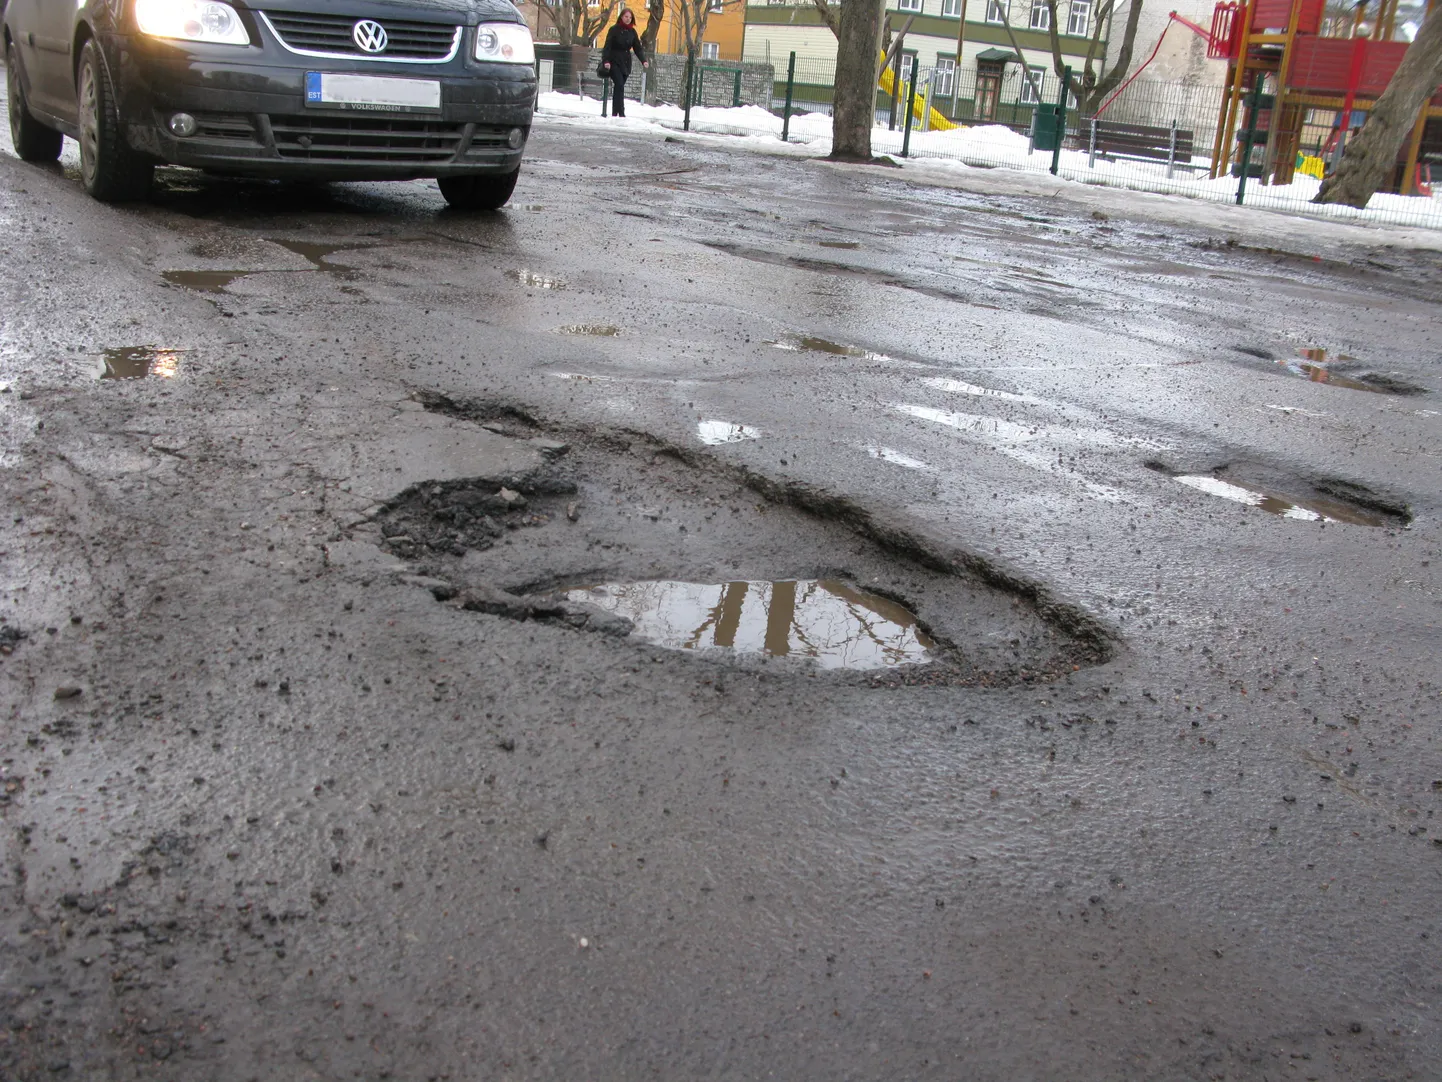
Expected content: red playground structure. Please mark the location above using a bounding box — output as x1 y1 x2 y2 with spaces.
1207 0 1442 192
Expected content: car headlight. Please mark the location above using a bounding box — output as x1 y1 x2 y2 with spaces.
134 0 251 45
475 22 534 64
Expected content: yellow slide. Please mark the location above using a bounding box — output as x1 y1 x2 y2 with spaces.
878 53 957 132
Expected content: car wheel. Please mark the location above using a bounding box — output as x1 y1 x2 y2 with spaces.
438 168 520 211
76 38 153 202
6 42 63 162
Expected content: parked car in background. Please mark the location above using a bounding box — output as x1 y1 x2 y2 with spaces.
2 0 536 208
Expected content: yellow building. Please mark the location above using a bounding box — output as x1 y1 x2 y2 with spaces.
661 0 747 61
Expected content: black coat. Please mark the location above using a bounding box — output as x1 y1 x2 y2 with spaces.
602 22 645 81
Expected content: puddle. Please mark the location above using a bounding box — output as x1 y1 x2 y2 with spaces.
509 270 566 290
866 445 929 470
269 238 368 278
1271 349 1428 396
162 270 250 294
818 240 860 250
697 420 761 445
1173 474 1395 527
97 347 184 380
562 579 935 669
557 324 621 337
921 377 1044 404
771 335 889 360
895 404 1165 450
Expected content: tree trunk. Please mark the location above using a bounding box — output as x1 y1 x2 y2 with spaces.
1077 0 1144 115
830 0 886 161
640 0 665 55
1316 10 1442 207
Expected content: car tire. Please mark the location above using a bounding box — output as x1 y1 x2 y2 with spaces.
438 168 519 211
6 43 63 163
76 39 153 202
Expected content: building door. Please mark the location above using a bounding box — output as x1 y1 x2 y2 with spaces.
976 67 1003 122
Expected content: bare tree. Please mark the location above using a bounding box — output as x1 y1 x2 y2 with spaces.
672 0 744 59
830 0 888 160
1041 0 1145 114
1316 9 1442 206
640 0 666 54
532 0 621 46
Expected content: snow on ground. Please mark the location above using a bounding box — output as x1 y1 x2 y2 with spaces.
535 91 1442 232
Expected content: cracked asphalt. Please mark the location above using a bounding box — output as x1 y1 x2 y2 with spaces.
2 79 1441 1080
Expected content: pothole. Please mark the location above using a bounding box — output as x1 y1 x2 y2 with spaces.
557 324 621 337
704 241 970 305
1231 346 1427 396
367 395 1115 686
269 238 370 278
162 270 250 294
509 270 566 290
697 421 761 445
771 335 889 360
562 579 935 670
1150 462 1410 527
97 347 185 380
818 240 860 250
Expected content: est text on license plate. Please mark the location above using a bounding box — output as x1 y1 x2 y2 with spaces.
304 72 442 112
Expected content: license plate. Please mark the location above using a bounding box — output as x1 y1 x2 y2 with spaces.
304 72 441 112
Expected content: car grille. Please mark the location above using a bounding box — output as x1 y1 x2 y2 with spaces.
262 11 461 61
270 115 466 161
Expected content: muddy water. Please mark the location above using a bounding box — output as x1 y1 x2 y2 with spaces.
557 324 621 337
697 420 761 445
772 335 890 360
1173 474 1394 527
98 347 184 380
564 579 935 669
1276 349 1427 395
162 270 250 294
510 270 566 289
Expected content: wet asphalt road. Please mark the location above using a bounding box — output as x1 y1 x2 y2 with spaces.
2 80 1441 1080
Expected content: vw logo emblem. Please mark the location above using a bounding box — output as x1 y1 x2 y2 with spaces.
352 19 389 53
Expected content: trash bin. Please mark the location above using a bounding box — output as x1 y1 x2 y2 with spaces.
1032 104 1063 152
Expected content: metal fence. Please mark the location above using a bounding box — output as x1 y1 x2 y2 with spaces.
757 55 1442 230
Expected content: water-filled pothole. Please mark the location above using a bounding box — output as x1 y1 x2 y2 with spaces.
1166 470 1407 527
162 270 250 294
509 270 566 289
557 324 621 337
1233 346 1427 395
698 421 761 445
771 335 889 360
562 579 935 669
97 347 184 380
818 240 860 250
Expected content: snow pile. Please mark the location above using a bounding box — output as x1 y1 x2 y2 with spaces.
534 92 1442 230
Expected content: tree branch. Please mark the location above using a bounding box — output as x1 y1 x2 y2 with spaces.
812 0 842 35
1045 0 1066 79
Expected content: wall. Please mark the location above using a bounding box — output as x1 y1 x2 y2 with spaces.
582 48 776 106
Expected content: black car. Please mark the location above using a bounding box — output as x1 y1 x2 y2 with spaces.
2 0 536 208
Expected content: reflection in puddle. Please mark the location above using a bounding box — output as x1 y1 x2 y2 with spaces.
896 404 1164 449
564 580 934 669
771 336 890 361
509 270 566 289
1276 349 1425 395
557 324 621 336
697 420 761 445
866 445 929 469
1174 474 1392 527
922 376 1043 404
270 238 368 277
98 347 183 380
163 270 249 294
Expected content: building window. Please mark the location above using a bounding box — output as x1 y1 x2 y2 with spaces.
898 0 923 11
985 0 1009 24
897 53 916 87
934 56 956 95
942 0 962 13
1066 0 1090 34
1018 65 1045 104
701 41 720 58
1029 0 1050 29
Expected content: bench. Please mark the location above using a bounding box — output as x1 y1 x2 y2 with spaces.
1087 120 1199 176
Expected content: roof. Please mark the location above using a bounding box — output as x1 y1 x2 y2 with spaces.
974 47 1016 62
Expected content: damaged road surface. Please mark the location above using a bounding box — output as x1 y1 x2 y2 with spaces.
1 95 1440 1081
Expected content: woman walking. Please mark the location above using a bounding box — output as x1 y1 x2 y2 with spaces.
600 8 647 118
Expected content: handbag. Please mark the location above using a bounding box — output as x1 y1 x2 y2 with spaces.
596 57 610 79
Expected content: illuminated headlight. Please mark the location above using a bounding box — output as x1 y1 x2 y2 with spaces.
135 0 251 45
474 22 534 64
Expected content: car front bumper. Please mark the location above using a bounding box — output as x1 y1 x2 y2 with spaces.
112 34 535 180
